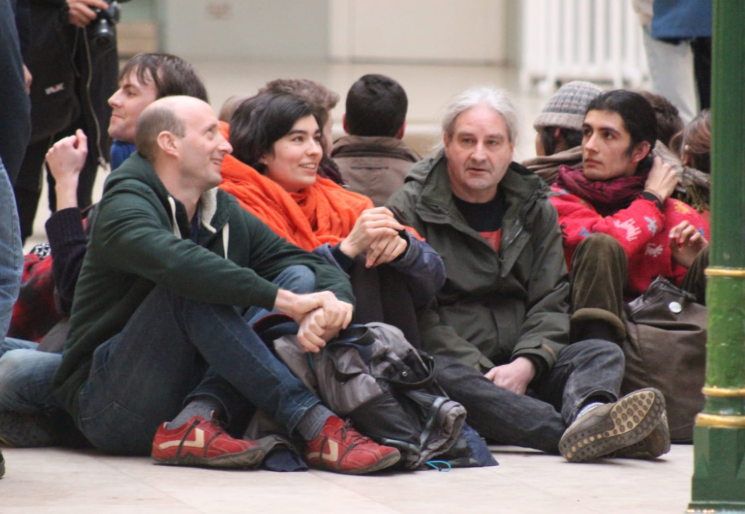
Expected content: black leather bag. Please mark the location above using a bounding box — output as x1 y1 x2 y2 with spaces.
622 277 707 443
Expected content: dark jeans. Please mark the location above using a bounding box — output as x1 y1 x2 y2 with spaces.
76 265 321 456
435 339 624 454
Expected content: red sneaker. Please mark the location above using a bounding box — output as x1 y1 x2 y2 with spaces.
152 414 264 469
304 416 400 475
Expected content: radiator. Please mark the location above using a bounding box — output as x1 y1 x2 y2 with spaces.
520 0 649 93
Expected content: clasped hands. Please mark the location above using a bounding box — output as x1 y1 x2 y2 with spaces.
274 289 353 354
339 207 408 268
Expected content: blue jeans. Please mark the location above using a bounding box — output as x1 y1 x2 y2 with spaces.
0 339 63 414
77 265 322 455
0 160 23 338
435 339 624 454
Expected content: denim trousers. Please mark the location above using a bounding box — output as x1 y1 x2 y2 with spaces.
435 339 624 454
76 265 322 456
0 160 23 338
0 338 62 414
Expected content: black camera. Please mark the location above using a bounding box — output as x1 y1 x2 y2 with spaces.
88 0 130 52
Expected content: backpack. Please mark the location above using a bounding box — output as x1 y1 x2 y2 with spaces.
257 319 495 469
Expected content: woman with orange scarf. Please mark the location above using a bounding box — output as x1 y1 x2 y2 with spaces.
220 94 445 345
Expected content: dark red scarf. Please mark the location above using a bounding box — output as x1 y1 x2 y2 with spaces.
556 165 648 216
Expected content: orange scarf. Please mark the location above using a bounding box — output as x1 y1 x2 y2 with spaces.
219 123 374 251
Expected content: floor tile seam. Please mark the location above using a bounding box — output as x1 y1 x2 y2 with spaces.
91 456 210 514
306 469 410 513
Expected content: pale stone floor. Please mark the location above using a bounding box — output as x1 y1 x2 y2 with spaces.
13 60 692 512
1 444 694 513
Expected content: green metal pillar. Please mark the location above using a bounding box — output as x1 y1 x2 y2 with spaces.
687 1 745 513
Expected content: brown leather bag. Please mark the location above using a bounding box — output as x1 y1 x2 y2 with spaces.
621 277 707 443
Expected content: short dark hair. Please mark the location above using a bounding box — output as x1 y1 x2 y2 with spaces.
229 93 321 172
586 90 657 174
135 103 186 163
345 74 408 137
639 91 684 147
538 127 583 156
119 53 209 103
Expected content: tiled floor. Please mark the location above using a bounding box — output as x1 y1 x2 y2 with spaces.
12 59 697 513
1 444 694 513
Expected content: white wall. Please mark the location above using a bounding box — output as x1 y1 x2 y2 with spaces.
159 0 515 64
160 0 329 60
329 0 509 64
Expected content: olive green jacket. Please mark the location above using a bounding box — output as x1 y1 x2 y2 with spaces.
386 152 570 377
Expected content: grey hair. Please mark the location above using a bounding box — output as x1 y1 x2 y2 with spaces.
441 86 519 144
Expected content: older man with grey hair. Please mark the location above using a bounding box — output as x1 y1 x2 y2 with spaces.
386 86 670 462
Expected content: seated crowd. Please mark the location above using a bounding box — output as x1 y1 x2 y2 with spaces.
0 51 713 476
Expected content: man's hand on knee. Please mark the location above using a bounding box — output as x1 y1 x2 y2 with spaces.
484 357 536 395
273 289 323 322
274 290 353 351
316 293 353 332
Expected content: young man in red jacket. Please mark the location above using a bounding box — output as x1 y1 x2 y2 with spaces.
549 90 709 344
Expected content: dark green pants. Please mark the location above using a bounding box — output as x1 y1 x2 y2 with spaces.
569 234 708 342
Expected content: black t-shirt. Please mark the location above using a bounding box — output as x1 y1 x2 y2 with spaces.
453 188 506 251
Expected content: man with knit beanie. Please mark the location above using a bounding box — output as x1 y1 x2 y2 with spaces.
523 81 603 185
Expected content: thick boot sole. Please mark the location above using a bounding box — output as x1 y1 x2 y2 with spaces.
559 388 665 462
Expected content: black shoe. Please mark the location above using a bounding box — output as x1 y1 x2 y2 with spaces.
0 449 5 478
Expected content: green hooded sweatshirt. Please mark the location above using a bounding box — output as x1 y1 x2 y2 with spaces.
53 153 354 419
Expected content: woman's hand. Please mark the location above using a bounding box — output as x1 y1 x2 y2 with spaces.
365 233 408 267
339 207 405 259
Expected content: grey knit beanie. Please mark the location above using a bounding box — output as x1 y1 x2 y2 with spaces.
533 81 603 132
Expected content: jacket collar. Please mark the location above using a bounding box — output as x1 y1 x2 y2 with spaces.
414 150 545 224
413 151 549 277
332 135 420 161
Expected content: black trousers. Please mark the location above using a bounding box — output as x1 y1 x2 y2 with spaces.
435 339 624 454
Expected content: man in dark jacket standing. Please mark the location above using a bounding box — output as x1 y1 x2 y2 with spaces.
387 86 670 462
51 96 401 474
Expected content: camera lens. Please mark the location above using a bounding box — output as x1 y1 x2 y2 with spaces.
89 19 115 51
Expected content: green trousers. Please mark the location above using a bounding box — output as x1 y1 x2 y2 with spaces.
570 233 708 343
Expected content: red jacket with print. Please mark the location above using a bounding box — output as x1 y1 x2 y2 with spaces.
549 186 709 297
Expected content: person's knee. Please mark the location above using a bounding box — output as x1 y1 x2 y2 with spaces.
0 350 51 407
572 338 625 367
278 265 316 294
0 350 39 384
572 233 625 268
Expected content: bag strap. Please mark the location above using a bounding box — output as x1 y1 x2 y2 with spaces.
376 352 436 390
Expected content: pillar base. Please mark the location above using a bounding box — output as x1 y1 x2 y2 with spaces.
688 425 745 513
